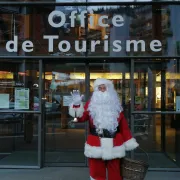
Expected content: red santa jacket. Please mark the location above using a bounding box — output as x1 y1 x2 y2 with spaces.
69 100 139 160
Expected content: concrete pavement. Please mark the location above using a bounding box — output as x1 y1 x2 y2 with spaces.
0 167 180 180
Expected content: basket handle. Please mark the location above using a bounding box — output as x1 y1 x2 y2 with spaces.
137 146 149 163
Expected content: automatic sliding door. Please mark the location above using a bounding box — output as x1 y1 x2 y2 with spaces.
0 60 41 168
44 63 86 166
133 59 180 169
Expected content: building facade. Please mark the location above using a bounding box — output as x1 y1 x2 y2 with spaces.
0 0 180 171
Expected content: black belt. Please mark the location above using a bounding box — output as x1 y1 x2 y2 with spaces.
90 126 120 138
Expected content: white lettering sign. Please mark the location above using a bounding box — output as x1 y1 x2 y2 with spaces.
4 10 163 54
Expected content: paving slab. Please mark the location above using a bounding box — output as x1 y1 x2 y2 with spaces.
0 168 180 180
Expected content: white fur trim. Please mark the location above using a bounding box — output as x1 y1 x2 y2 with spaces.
84 139 126 160
124 138 139 151
69 103 84 118
93 78 113 89
90 177 95 180
101 138 113 160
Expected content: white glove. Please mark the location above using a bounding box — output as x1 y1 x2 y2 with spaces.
71 90 84 105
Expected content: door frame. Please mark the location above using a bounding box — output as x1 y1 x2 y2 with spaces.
41 60 89 167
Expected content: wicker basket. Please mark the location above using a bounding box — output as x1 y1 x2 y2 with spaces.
121 148 149 180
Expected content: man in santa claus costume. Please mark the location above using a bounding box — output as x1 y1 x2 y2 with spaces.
69 78 139 180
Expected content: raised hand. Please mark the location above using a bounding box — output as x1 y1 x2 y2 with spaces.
71 90 84 105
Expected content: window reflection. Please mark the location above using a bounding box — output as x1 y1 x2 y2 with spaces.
84 4 179 57
0 4 180 57
134 59 180 112
0 60 39 111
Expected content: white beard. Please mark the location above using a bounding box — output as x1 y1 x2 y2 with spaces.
88 90 123 133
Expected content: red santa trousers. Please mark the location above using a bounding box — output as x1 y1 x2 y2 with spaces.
89 158 123 180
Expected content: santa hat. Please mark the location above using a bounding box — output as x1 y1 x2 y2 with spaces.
93 78 113 90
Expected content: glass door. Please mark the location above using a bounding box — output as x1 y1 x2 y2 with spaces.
0 59 41 168
133 59 180 169
43 63 87 166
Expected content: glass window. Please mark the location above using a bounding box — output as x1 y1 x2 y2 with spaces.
133 59 180 112
0 60 39 111
0 113 39 166
0 5 87 57
0 4 180 57
86 4 179 57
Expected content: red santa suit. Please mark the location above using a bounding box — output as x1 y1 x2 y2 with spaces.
69 78 139 180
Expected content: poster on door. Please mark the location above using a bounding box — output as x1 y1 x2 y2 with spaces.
135 96 141 105
176 96 180 111
15 88 29 109
0 94 9 109
63 96 72 106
